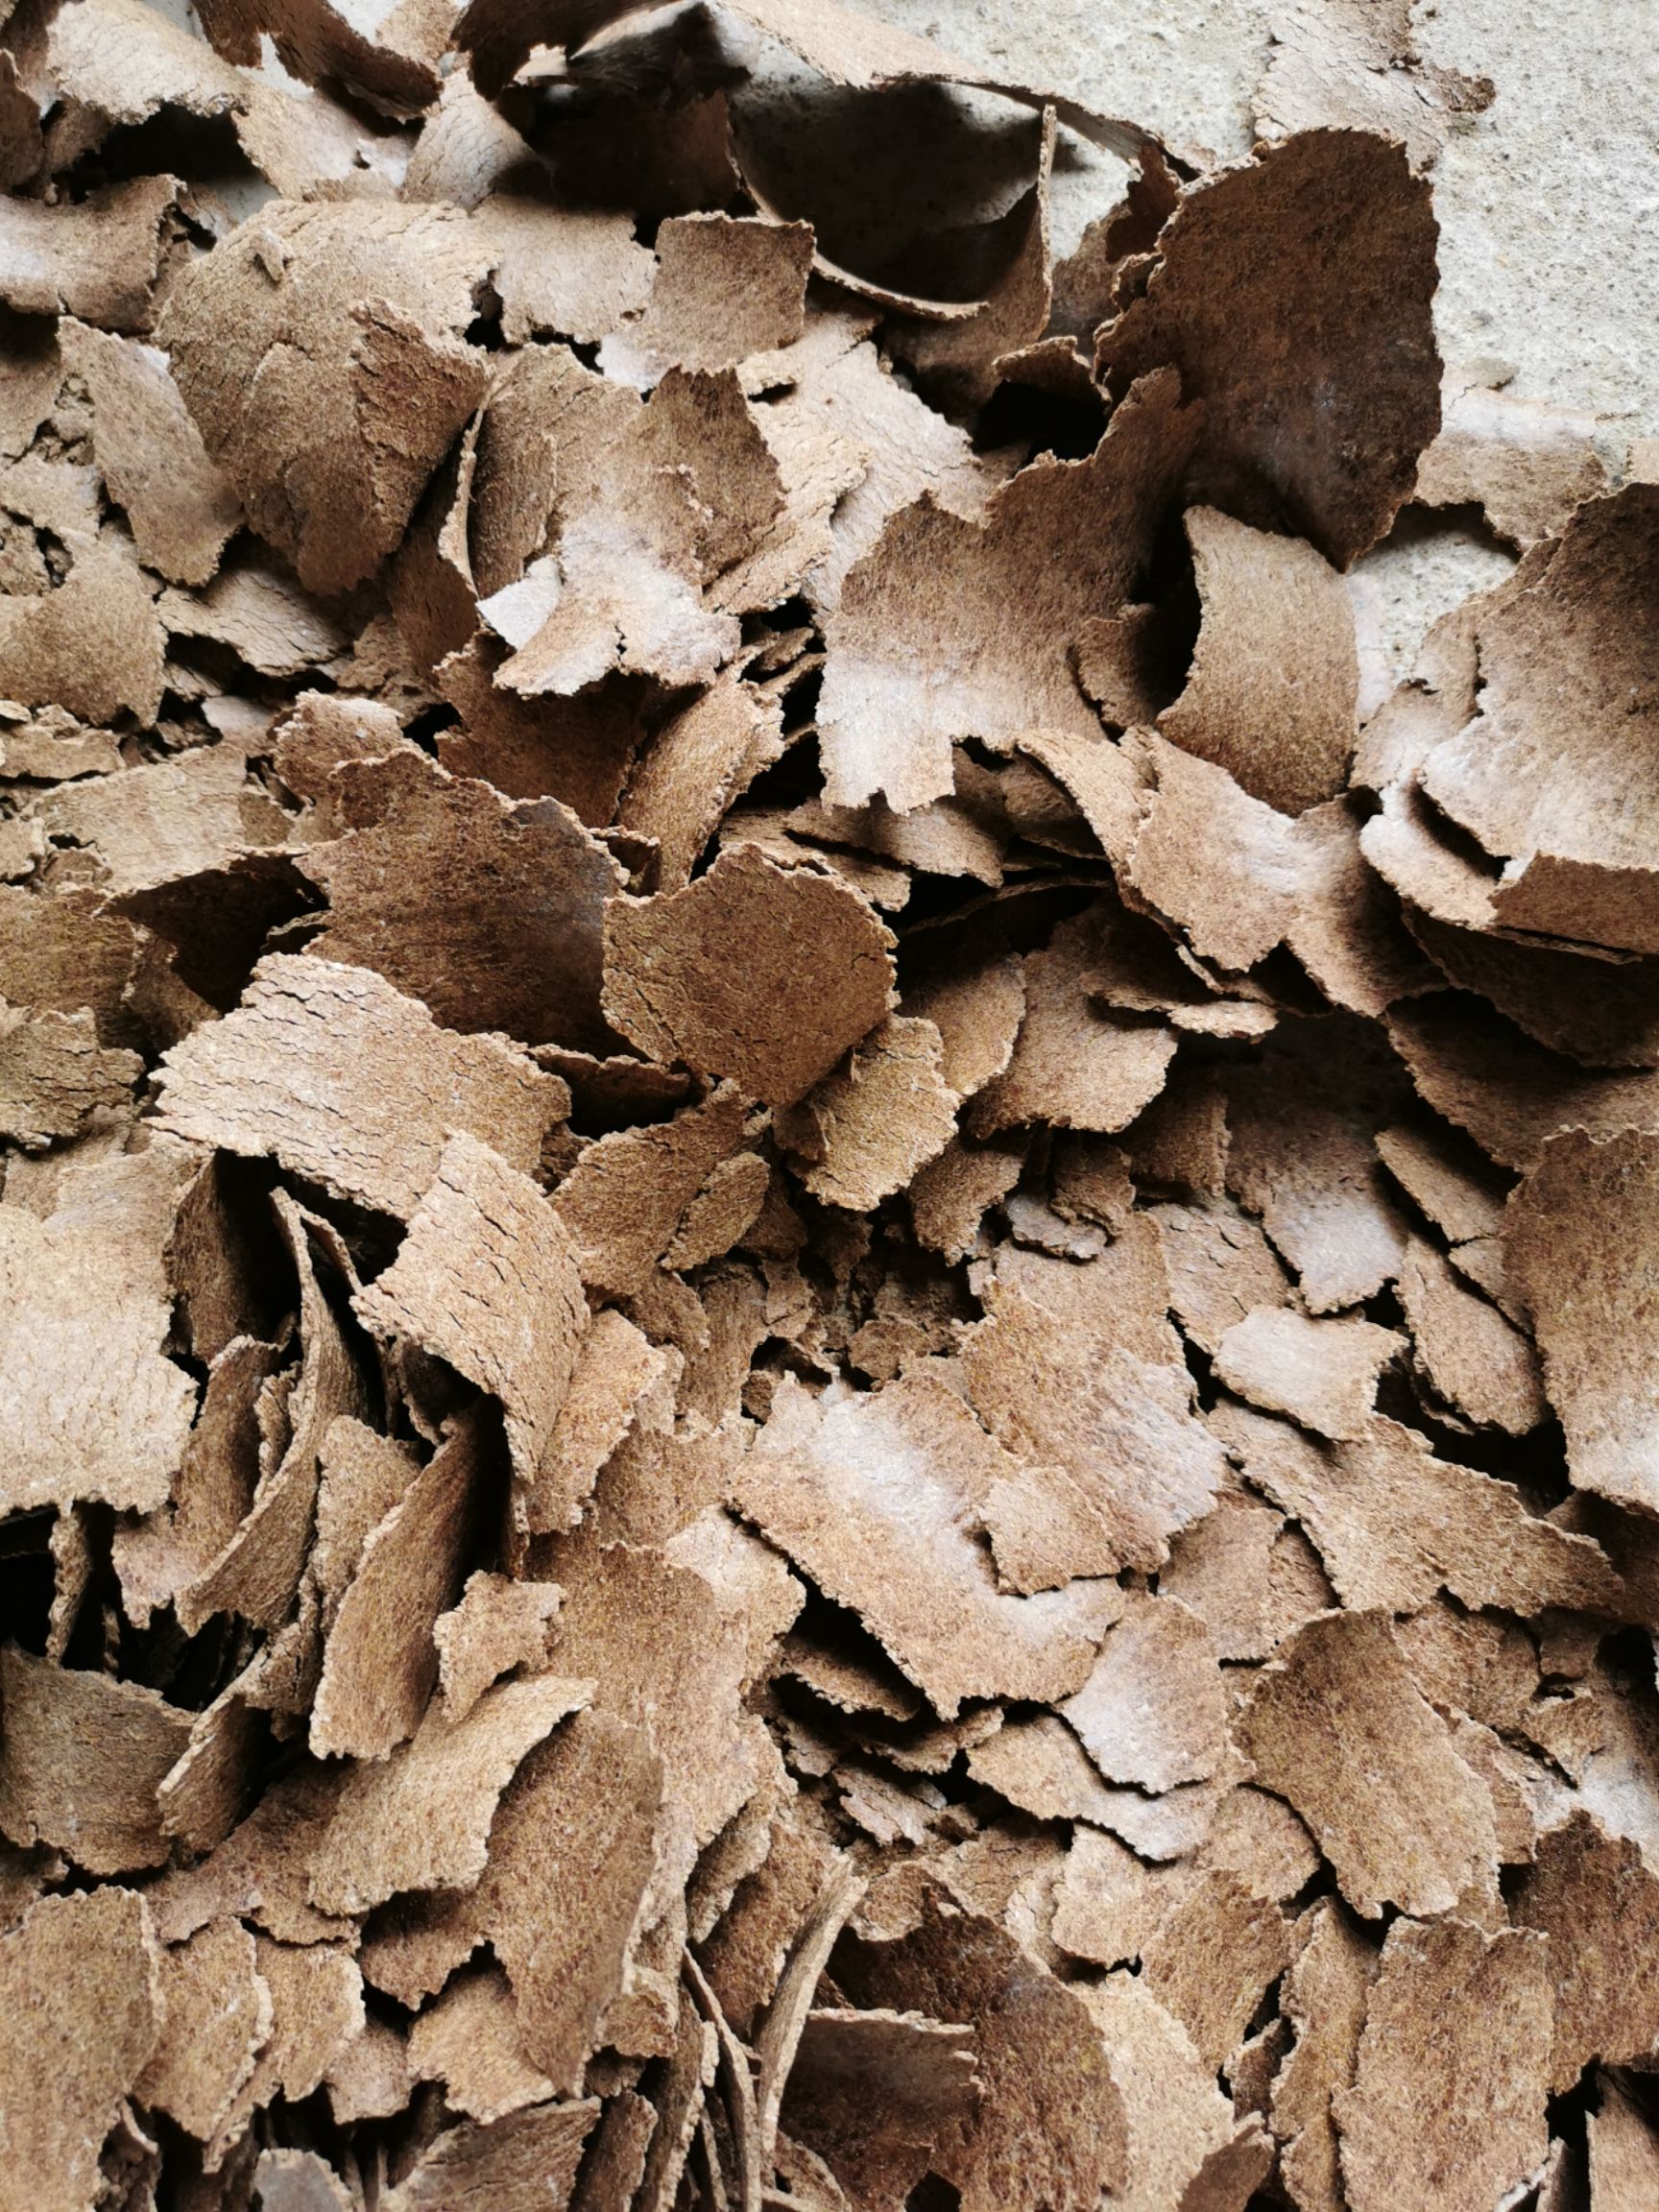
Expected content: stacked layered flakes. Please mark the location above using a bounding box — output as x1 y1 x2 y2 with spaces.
1 0 1657 2205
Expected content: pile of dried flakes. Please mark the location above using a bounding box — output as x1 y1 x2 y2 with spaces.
3 0 1659 2204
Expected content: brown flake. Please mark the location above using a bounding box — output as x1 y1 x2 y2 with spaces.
1153 1198 1294 1353
1060 1591 1229 1793
435 643 647 830
136 1920 269 2142
600 215 813 386
618 667 783 894
0 516 166 727
212 1937 364 2156
1509 1130 1659 1512
1237 1609 1499 1918
1158 1490 1285 1662
1416 378 1610 546
472 1709 663 2093
0 1000 140 1146
436 1572 563 1722
527 1310 675 1534
0 1887 160 2212
1213 1308 1402 1441
310 1408 487 1760
306 1672 592 1914
1126 733 1301 973
0 177 181 330
381 2101 598 2212
58 321 240 588
1270 1898 1376 2212
603 844 895 1109
833 1897 1127 2212
355 1131 588 1485
470 195 654 347
1141 1869 1292 2072
1160 506 1358 814
156 953 568 1219
781 2007 979 2212
1095 131 1440 567
1512 1813 1659 2092
163 201 489 596
1416 489 1659 956
778 1016 959 1210
967 912 1178 1139
553 1081 751 1300
1333 1916 1551 2212
0 1644 190 1876
409 1964 557 2123
963 1272 1225 1582
730 1373 1118 1718
301 750 624 1052
1214 1400 1618 1615
1084 1974 1259 2212
818 369 1195 810
1226 1039 1410 1311
1388 993 1659 1172
1588 2076 1659 2205
1397 1232 1546 1431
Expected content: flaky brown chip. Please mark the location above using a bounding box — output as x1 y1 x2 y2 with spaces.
0 1643 190 1876
0 1887 160 2212
409 1964 556 2123
1513 1812 1659 2093
730 1373 1118 1718
1333 1916 1551 2212
435 1571 563 1720
833 1895 1127 2212
1508 1130 1659 1512
1388 993 1659 1171
136 1919 270 2143
1213 1308 1402 1442
600 215 813 388
469 195 654 347
156 953 569 1219
473 1708 663 2094
303 749 624 1052
1212 1400 1619 1616
58 321 241 588
355 1132 589 1487
781 2008 978 2212
1160 506 1358 814
1059 1590 1228 1793
1270 1898 1376 2212
1095 130 1439 566
1396 1232 1546 1432
0 517 166 727
778 1015 958 1210
553 1081 751 1298
527 1310 674 1534
966 911 1178 1139
1080 1973 1266 2212
1237 1609 1498 1918
603 844 895 1108
818 370 1195 810
307 1671 593 1915
1416 379 1609 546
382 2099 598 2212
0 177 181 330
163 201 489 596
310 1407 488 1761
1416 488 1659 956
0 1000 140 1147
